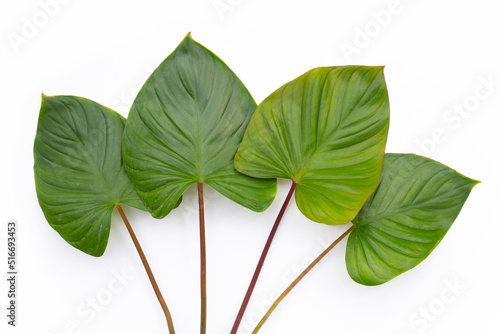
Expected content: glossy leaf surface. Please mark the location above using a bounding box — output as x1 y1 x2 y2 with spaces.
346 153 479 285
122 34 276 218
235 66 390 225
34 95 147 257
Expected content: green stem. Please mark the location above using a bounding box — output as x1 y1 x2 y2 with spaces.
198 182 207 334
116 204 176 334
252 224 355 333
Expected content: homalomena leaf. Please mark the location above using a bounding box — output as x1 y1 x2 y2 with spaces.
122 33 276 218
346 153 479 286
34 95 147 257
235 66 390 225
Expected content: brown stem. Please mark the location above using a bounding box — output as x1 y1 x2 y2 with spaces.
230 181 297 334
116 204 176 334
252 225 355 333
198 182 207 334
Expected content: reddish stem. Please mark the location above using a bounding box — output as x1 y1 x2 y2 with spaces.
116 204 176 334
230 181 297 334
198 182 207 334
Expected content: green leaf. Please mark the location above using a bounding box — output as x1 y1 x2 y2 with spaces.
122 33 276 218
235 66 390 225
346 153 479 286
34 95 147 257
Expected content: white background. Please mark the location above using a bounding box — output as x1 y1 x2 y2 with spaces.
1 0 499 333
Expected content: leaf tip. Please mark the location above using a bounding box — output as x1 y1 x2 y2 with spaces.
40 93 54 103
178 31 199 51
374 65 386 75
470 178 481 187
183 31 195 43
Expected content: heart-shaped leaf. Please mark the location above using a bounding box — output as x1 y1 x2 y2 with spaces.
122 34 276 218
346 153 479 286
235 66 390 225
34 95 147 257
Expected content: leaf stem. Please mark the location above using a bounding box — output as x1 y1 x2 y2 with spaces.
252 224 354 333
230 181 297 334
116 204 176 334
198 182 207 334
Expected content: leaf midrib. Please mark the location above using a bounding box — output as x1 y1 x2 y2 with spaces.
292 69 385 182
355 189 469 228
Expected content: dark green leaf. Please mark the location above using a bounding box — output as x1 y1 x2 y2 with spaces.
122 33 276 218
34 95 147 257
346 153 479 285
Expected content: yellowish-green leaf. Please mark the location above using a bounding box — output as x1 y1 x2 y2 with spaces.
235 66 390 225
